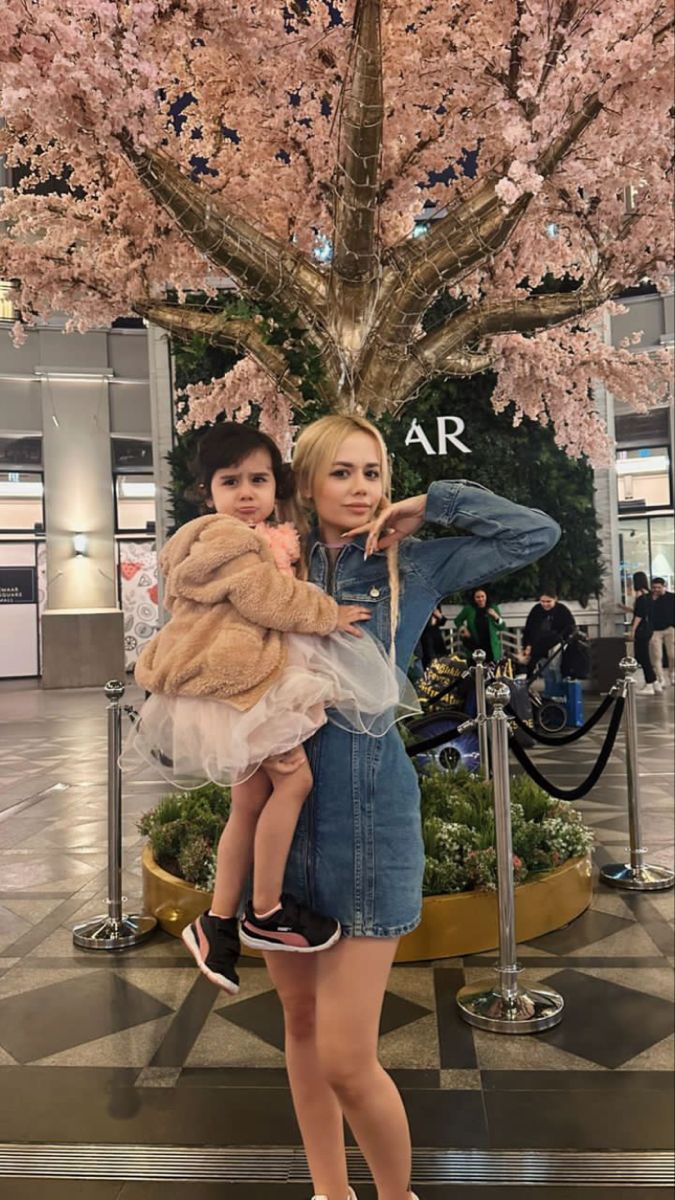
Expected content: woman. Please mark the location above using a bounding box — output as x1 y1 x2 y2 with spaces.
264 414 560 1200
630 570 660 695
454 587 505 664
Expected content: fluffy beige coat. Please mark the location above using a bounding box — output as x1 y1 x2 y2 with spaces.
135 514 338 711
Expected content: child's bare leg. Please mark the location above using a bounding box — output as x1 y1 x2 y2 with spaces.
252 747 313 915
210 768 272 918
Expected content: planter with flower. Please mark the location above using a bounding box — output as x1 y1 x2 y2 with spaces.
139 769 593 962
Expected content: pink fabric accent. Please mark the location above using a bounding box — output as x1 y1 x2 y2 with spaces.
196 919 210 959
244 922 309 947
254 521 300 577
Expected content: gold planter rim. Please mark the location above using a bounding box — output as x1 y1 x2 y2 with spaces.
141 844 592 962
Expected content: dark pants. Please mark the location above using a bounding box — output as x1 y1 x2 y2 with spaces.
420 624 447 669
634 634 656 685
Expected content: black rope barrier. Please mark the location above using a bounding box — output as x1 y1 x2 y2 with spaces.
508 694 625 802
510 690 616 746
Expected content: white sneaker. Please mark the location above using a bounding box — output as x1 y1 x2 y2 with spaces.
638 684 655 695
653 681 664 694
311 1192 358 1200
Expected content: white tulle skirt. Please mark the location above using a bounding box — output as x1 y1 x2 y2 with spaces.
122 630 420 788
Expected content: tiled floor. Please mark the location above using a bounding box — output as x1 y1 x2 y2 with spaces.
0 678 673 1198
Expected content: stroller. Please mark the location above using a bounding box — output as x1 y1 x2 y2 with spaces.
404 655 535 774
523 630 591 732
404 654 480 773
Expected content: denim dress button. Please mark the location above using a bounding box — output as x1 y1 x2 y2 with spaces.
369 587 381 598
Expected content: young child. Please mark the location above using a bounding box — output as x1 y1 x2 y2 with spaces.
129 422 417 994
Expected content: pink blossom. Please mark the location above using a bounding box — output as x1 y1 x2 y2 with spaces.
0 1 671 457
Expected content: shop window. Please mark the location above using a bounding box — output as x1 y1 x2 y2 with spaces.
0 471 44 532
0 281 15 322
111 437 153 473
650 516 675 591
0 436 43 468
619 514 675 601
616 446 672 511
115 474 156 533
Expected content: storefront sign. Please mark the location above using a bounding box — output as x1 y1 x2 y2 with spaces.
0 567 37 605
404 416 471 456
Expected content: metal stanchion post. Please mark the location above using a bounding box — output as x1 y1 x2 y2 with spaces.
601 658 674 892
473 649 490 779
73 681 158 950
456 681 564 1033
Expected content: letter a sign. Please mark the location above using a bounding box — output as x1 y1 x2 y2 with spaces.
404 416 471 456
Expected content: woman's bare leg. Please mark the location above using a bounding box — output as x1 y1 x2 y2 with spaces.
252 747 312 914
210 769 271 918
316 938 412 1200
264 951 349 1200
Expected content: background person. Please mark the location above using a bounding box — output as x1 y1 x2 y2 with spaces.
630 570 659 695
454 587 505 664
650 577 675 687
522 588 576 692
418 606 448 669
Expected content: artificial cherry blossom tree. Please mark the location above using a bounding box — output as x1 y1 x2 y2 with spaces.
1 0 673 457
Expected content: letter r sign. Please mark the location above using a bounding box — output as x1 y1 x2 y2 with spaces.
404 416 471 456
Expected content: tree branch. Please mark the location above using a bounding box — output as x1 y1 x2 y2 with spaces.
358 87 607 397
122 139 327 321
365 285 610 413
135 301 310 406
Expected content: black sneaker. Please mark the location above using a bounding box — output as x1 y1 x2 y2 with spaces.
239 894 341 953
181 912 240 994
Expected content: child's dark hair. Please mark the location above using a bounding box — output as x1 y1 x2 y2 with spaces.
189 422 294 507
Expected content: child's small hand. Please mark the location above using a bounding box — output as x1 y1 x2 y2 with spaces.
336 605 372 637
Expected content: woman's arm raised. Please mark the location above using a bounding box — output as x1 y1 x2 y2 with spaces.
347 481 559 600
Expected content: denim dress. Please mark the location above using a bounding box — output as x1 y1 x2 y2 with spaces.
283 480 560 938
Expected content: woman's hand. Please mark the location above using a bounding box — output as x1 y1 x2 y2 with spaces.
487 608 500 621
344 495 427 558
336 604 372 637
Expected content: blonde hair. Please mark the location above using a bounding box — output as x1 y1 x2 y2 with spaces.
293 414 400 644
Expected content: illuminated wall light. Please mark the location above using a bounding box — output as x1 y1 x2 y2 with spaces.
35 367 114 382
72 533 89 557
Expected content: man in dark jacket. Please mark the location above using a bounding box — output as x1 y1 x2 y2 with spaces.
522 589 576 688
650 577 675 686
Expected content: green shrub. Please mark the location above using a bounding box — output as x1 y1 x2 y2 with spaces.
138 770 593 897
138 783 231 891
419 767 593 893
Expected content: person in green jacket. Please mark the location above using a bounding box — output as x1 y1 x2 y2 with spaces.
454 587 505 664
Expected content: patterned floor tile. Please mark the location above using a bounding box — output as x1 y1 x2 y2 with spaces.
526 909 634 954
34 1014 175 1068
538 968 675 1069
619 1032 674 1071
186 1010 286 1069
0 971 173 1063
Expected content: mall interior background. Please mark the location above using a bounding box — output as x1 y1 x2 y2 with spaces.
0 279 673 685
